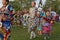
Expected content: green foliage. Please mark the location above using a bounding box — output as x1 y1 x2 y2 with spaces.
9 1 21 11
9 0 32 11
45 0 60 14
9 0 60 14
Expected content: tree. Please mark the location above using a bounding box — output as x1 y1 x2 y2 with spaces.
9 0 32 11
45 0 60 14
9 1 21 11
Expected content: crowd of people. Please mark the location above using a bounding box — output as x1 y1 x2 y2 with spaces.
12 1 60 40
0 0 60 40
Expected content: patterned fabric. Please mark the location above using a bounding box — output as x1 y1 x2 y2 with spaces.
23 14 30 26
28 17 36 32
43 26 50 34
1 5 13 32
28 7 37 28
42 16 52 34
29 7 37 18
37 11 46 31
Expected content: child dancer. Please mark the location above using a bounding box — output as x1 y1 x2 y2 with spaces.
28 2 36 39
37 10 46 35
1 0 14 40
36 11 42 35
42 10 53 40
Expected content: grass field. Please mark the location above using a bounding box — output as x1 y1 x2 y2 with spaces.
11 22 60 40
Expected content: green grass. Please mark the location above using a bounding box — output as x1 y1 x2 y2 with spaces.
11 22 60 40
